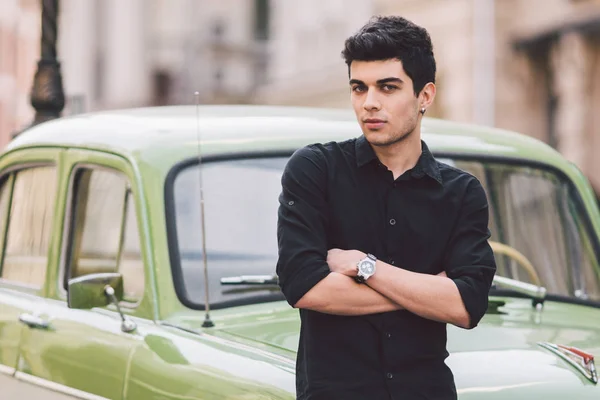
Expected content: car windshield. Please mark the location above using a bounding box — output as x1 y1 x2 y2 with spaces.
169 155 600 308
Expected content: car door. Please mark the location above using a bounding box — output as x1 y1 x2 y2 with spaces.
15 149 154 400
0 150 67 399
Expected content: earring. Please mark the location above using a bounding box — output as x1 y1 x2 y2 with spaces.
421 108 426 114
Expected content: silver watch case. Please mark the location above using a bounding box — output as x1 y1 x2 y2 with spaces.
356 253 377 282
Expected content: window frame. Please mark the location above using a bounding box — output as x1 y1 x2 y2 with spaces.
0 173 14 281
58 162 146 310
438 152 600 308
0 162 58 292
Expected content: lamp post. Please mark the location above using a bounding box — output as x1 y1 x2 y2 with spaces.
13 0 65 139
29 0 65 126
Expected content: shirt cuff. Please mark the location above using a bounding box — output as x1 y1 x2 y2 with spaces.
282 264 331 307
452 273 489 328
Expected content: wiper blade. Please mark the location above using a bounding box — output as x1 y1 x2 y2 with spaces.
220 275 279 285
492 275 547 305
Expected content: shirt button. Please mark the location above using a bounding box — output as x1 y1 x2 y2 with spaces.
389 259 395 265
386 332 392 339
288 200 294 206
386 373 393 379
389 218 396 226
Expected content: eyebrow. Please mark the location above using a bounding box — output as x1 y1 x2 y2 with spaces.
349 77 404 85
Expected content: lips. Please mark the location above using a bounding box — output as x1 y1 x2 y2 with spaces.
363 118 386 129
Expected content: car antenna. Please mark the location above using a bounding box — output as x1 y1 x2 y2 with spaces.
195 91 214 328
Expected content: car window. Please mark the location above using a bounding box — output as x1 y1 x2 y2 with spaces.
1 166 57 288
65 167 144 303
169 156 600 308
170 158 286 307
450 160 600 301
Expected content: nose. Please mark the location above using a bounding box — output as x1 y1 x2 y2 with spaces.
363 88 381 111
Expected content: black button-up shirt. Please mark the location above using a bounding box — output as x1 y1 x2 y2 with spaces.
276 136 496 400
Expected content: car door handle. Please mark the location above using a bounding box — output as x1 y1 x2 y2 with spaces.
18 313 51 330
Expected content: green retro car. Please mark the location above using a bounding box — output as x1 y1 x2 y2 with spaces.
0 105 599 399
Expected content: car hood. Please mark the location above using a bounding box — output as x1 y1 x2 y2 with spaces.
167 298 600 399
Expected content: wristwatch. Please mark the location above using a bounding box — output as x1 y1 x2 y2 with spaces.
355 253 377 283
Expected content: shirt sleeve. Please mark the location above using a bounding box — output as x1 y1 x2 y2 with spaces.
444 177 497 328
276 145 331 307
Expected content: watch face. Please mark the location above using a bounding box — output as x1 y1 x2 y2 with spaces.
359 260 375 275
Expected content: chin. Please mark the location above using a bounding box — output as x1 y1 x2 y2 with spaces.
363 129 387 141
364 130 406 147
363 131 404 147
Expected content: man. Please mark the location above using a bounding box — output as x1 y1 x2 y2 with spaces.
276 15 496 400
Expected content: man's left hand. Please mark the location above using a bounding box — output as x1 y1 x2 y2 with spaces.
327 248 366 277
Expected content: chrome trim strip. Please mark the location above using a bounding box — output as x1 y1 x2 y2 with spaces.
0 364 16 376
14 372 110 400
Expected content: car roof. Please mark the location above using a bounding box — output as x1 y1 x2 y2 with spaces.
5 105 567 169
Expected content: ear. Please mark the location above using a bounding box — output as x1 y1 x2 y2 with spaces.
418 82 436 114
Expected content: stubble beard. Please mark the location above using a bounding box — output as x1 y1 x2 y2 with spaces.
368 116 418 148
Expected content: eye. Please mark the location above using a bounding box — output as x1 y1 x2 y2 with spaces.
381 84 398 93
351 85 366 93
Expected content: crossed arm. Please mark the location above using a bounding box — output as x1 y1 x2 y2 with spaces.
293 271 403 316
295 252 465 326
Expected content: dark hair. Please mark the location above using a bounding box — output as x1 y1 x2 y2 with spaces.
341 16 436 96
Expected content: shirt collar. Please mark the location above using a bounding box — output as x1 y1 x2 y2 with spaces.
355 135 378 167
355 136 443 185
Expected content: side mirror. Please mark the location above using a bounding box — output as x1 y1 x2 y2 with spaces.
67 272 124 309
67 272 136 333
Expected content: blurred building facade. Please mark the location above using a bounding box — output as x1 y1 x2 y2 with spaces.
375 0 600 192
2 0 600 188
0 0 40 149
0 0 273 147
259 0 600 191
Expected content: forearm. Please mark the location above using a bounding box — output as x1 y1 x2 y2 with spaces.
294 272 403 316
367 262 470 328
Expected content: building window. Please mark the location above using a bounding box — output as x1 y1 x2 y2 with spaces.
254 0 270 41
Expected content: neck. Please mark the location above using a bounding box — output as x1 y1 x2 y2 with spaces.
372 132 422 180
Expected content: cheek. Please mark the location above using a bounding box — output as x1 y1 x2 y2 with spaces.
351 99 365 118
390 96 418 116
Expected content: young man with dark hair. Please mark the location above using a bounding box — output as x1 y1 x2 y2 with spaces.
276 15 496 400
